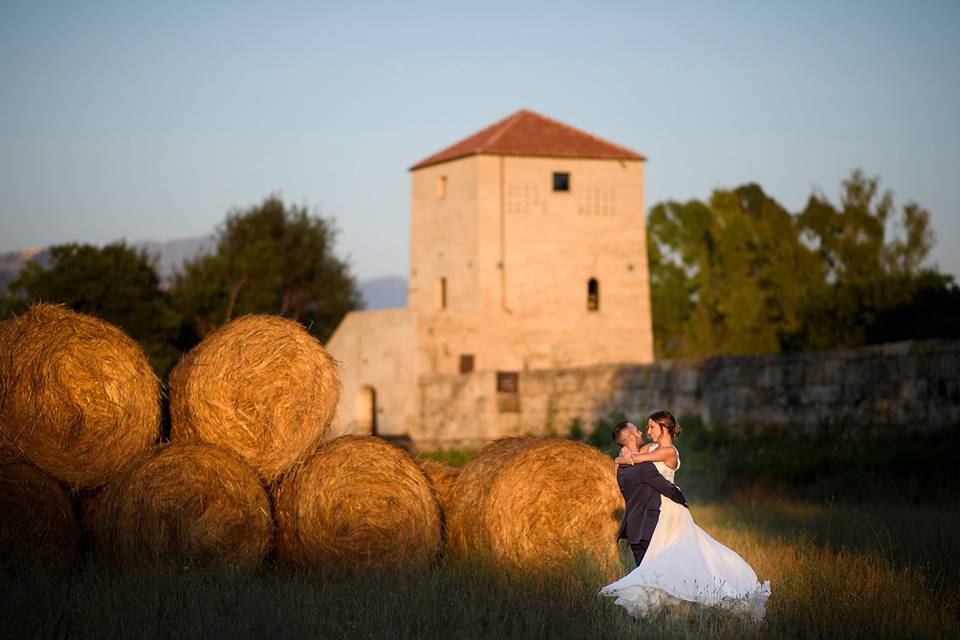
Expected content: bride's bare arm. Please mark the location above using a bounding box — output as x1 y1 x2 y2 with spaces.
618 446 677 467
614 444 655 465
632 447 676 464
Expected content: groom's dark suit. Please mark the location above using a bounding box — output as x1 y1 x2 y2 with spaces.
616 461 688 566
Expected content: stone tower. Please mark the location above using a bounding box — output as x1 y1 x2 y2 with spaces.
326 109 653 441
408 109 653 375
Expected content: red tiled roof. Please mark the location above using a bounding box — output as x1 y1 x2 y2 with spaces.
409 109 646 170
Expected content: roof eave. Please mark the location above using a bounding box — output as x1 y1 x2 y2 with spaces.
409 150 647 172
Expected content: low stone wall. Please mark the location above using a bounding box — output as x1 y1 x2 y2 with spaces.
414 339 960 448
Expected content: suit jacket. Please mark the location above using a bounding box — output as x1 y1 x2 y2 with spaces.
616 461 688 545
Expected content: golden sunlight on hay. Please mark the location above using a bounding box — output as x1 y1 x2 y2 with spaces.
418 459 461 524
0 317 14 348
0 454 78 573
89 443 273 568
168 314 340 483
447 438 622 575
0 304 160 489
444 437 538 556
274 435 441 571
484 439 622 575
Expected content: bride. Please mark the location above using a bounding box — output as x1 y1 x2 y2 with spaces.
600 410 771 619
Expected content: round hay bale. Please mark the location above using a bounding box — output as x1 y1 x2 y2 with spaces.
274 435 441 571
487 439 622 574
0 317 14 392
169 314 340 483
0 457 79 573
0 316 14 351
445 437 538 556
78 487 105 539
90 443 273 568
418 459 461 523
0 304 160 489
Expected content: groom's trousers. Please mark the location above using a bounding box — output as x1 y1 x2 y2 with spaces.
630 540 649 567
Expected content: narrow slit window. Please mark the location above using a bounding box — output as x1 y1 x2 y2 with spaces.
553 172 570 192
437 176 447 199
436 277 447 309
587 278 599 311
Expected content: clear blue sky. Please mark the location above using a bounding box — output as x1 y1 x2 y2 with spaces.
2 1 958 279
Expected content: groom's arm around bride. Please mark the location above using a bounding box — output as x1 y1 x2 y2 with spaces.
616 461 688 566
630 461 688 508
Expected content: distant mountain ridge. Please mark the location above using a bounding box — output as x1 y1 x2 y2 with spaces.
0 247 51 292
357 276 407 310
0 238 407 311
135 236 215 280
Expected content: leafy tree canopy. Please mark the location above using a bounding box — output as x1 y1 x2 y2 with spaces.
3 242 183 375
648 169 959 358
169 195 362 343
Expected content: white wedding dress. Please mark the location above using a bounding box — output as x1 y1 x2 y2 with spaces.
600 445 771 619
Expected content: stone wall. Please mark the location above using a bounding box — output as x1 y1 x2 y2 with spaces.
414 339 960 448
325 308 418 438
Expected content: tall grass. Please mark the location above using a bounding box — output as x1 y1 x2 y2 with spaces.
5 424 956 639
2 498 956 640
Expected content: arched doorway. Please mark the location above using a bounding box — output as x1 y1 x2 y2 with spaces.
356 385 377 436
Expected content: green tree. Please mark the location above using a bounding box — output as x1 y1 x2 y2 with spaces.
789 169 953 350
647 184 822 358
648 169 959 358
645 199 705 357
4 242 183 375
170 195 362 342
798 169 934 285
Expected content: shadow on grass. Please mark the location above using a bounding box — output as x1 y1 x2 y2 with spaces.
0 556 646 640
4 528 957 640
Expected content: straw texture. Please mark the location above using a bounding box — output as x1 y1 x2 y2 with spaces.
484 439 622 575
168 314 340 483
89 442 273 568
444 437 538 557
274 435 441 571
0 304 160 489
447 438 623 575
418 459 461 524
0 454 78 573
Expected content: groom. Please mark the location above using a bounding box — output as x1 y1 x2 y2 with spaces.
612 421 688 566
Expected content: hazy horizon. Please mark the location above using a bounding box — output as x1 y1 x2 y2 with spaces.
2 1 958 280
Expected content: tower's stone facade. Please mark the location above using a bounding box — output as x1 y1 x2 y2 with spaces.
326 109 653 442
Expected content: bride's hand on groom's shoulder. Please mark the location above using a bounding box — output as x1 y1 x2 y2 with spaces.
614 454 635 465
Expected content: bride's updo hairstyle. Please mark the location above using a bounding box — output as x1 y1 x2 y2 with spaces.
647 410 681 438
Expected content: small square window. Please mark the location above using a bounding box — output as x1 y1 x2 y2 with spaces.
496 371 519 393
553 172 570 192
459 354 475 374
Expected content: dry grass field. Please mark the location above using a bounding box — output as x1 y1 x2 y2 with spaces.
2 493 957 640
3 384 957 639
